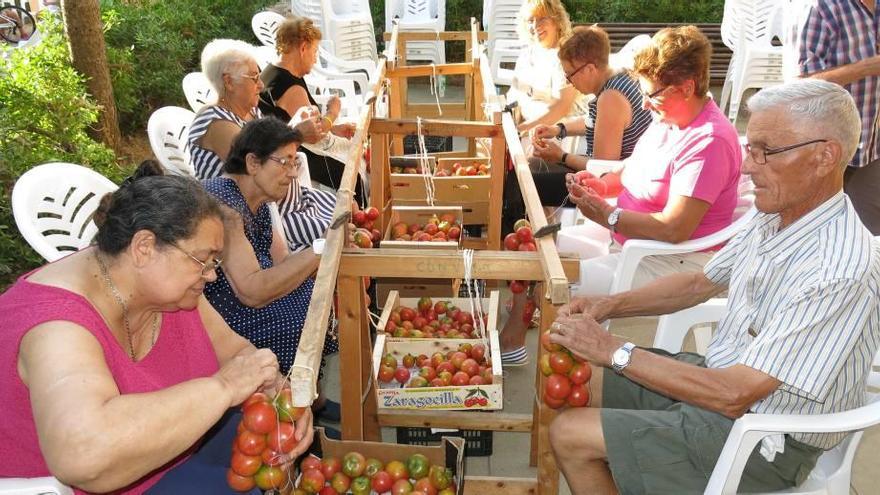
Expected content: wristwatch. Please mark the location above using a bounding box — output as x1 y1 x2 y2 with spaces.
611 342 636 375
556 122 567 139
607 207 623 235
560 152 569 166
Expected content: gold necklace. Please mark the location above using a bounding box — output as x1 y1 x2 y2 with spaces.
95 253 159 360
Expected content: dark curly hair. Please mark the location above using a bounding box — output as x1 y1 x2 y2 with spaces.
93 160 222 254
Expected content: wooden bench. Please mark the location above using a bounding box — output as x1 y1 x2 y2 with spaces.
575 22 731 86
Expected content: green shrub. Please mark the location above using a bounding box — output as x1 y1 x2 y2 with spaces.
0 13 126 288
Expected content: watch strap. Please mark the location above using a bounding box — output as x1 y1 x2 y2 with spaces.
560 152 569 166
608 207 623 235
612 342 636 374
556 122 567 139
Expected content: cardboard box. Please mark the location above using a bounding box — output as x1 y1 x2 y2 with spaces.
381 206 463 250
305 428 466 495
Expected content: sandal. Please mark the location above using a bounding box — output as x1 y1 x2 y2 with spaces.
500 346 529 366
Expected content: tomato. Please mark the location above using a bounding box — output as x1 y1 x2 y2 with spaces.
567 383 590 407
350 475 371 495
509 280 525 294
365 206 380 221
227 468 256 492
569 362 592 385
372 470 393 492
391 478 414 494
450 352 468 370
516 226 534 243
382 353 399 368
243 401 278 434
433 301 448 314
274 388 305 423
549 351 574 375
300 455 322 472
582 177 608 196
414 477 438 495
451 371 470 386
236 429 267 456
406 453 430 480
418 366 437 381
543 390 566 409
267 421 296 453
299 467 325 493
546 373 572 400
513 218 531 231
540 330 562 352
241 392 269 410
385 459 409 482
330 472 351 493
320 456 342 480
428 464 453 490
460 358 479 377
319 486 337 495
402 353 417 368
342 451 367 478
230 450 262 477
378 365 395 383
394 367 411 384
503 232 520 251
470 343 486 362
254 464 286 490
438 489 455 495
261 447 284 467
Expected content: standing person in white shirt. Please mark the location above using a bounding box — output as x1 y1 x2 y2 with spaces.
547 79 880 494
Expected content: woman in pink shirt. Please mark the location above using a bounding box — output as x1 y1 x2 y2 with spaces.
0 161 313 494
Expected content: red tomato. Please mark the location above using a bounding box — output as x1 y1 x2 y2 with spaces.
540 330 562 352
509 280 525 294
236 429 267 456
391 478 414 494
261 447 284 467
226 468 256 492
451 371 470 386
543 390 566 409
546 373 572 400
549 351 574 375
274 388 305 423
516 226 534 243
230 450 262 477
319 486 337 495
569 362 592 385
241 392 269 410
372 470 394 492
299 468 325 493
460 358 480 377
254 465 285 490
331 472 352 493
394 366 411 384
243 401 278 434
365 206 380 221
470 343 486 362
503 233 520 251
300 455 323 472
567 383 590 407
267 421 296 453
414 477 438 495
320 456 342 480
378 365 395 383
385 460 410 482
517 241 537 251
428 465 452 490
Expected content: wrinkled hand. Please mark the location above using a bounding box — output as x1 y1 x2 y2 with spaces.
532 137 564 163
294 116 325 144
531 123 559 144
557 296 610 322
548 316 620 367
566 180 612 224
331 122 356 139
215 348 279 408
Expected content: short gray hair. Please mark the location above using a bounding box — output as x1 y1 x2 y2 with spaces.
200 39 257 99
747 79 861 167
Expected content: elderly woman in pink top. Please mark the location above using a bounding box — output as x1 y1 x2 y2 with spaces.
0 161 313 494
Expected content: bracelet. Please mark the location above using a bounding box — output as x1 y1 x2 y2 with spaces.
560 152 569 166
556 122 567 139
322 116 334 127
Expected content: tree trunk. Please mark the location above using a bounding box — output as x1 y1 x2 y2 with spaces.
60 0 121 153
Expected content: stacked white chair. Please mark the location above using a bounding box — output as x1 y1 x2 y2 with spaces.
385 0 446 65
718 0 786 122
292 0 377 62
147 106 196 177
181 71 215 113
483 0 525 86
11 162 118 262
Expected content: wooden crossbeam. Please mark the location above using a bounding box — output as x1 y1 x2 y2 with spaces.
378 410 533 432
387 62 475 78
370 118 501 138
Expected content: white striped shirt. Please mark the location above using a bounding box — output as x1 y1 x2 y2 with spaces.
703 192 880 449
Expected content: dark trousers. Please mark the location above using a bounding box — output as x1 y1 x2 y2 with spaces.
844 158 880 235
301 147 367 207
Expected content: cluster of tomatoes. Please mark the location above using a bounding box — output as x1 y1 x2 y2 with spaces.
433 161 490 176
295 451 455 494
539 331 592 409
503 218 537 252
389 213 462 243
227 389 307 492
569 170 622 199
377 343 493 389
384 297 483 339
348 205 381 249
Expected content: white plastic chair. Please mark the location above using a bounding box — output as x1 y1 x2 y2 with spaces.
181 71 215 113
609 34 652 72
484 0 524 86
651 291 880 495
11 163 118 262
147 106 196 177
252 9 284 47
0 476 73 495
385 0 446 64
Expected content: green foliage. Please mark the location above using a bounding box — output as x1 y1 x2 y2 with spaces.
100 0 276 133
0 13 126 287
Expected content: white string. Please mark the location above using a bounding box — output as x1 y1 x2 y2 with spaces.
416 116 436 206
428 63 443 116
461 249 487 340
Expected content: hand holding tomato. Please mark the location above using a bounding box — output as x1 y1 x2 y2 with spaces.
549 315 621 367
566 180 614 225
215 348 280 407
273 406 315 464
532 136 565 163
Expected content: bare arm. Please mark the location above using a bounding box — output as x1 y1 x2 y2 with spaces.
550 315 780 418
277 85 314 123
199 119 242 163
517 84 580 132
801 55 880 85
219 206 319 308
17 321 278 492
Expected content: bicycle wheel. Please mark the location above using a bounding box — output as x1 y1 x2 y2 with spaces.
0 6 36 44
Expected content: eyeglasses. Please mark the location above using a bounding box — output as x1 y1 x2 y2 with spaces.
171 243 222 277
564 62 589 83
640 85 671 104
267 154 302 172
744 139 829 165
239 72 261 84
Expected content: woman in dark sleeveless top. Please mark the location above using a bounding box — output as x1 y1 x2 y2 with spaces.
258 16 366 204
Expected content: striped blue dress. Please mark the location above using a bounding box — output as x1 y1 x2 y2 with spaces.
201 177 339 375
186 105 336 252
583 72 652 158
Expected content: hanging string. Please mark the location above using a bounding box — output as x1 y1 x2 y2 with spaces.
416 116 436 206
428 63 443 116
461 249 487 341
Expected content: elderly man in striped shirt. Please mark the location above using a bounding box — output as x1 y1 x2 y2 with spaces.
548 79 880 495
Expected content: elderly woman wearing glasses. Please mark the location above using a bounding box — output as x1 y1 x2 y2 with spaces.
201 117 338 381
566 25 743 295
0 160 313 492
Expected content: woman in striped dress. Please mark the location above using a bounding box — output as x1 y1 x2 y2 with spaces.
187 39 335 252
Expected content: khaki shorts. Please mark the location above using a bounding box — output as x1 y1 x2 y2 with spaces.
601 349 822 495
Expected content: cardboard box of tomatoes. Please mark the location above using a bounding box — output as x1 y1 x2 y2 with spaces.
376 291 499 341
296 427 466 494
381 206 464 250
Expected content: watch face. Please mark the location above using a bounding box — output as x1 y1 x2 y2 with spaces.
612 348 628 366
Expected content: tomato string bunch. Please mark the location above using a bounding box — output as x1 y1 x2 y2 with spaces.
539 330 592 409
227 387 307 492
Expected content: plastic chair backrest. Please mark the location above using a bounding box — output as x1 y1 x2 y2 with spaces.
181 72 215 113
403 0 435 21
11 163 118 262
147 106 196 177
252 10 285 47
